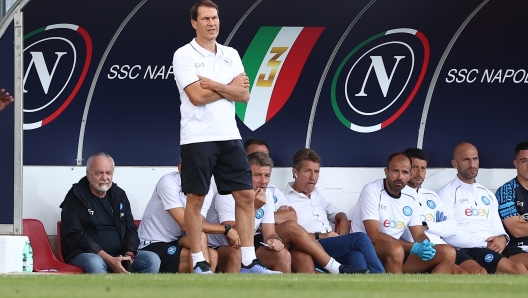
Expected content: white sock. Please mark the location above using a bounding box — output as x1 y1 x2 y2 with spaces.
191 252 206 267
324 257 342 274
241 247 257 266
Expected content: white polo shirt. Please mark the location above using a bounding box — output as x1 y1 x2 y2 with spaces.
267 183 290 211
138 172 214 249
437 175 507 249
206 189 275 247
400 187 456 245
173 39 244 145
282 183 342 233
351 179 421 240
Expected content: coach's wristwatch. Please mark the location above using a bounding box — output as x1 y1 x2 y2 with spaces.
224 224 232 236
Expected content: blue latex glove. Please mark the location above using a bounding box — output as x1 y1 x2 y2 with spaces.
410 239 436 261
436 211 447 222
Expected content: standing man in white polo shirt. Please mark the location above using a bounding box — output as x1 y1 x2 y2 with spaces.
438 142 527 274
283 149 385 273
173 0 263 274
401 148 486 274
351 152 456 273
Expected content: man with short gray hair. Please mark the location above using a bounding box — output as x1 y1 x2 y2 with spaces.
60 152 160 273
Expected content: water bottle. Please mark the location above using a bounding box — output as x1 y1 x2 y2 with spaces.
22 240 33 273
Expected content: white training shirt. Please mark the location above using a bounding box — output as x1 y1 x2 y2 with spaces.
138 172 214 249
400 187 456 245
173 39 244 145
283 182 342 233
351 179 422 240
267 183 290 211
206 189 275 248
437 175 507 249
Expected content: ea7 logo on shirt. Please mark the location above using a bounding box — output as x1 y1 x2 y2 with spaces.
402 206 413 216
195 63 204 68
256 208 264 219
459 198 469 204
426 200 436 209
88 209 94 215
223 57 232 66
23 24 92 130
481 196 491 205
330 28 429 133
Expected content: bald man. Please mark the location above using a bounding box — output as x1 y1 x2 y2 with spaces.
438 142 528 274
351 153 455 273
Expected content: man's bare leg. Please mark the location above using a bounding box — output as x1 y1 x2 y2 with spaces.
178 233 215 271
374 242 404 273
458 260 487 274
402 244 455 274
290 249 316 273
231 190 255 247
256 247 291 273
232 189 256 265
179 248 191 273
453 264 468 274
507 253 528 270
184 194 206 254
496 257 528 274
216 246 241 273
184 194 209 272
275 220 330 266
207 248 218 272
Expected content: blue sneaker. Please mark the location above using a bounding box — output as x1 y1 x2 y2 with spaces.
193 261 213 274
240 259 281 274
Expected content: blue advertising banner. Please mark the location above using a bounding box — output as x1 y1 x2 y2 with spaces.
2 0 527 168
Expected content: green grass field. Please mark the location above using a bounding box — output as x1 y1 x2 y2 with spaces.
1 274 526 298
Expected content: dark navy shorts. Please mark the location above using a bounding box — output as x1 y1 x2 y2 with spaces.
502 246 527 257
181 140 252 195
455 249 472 265
457 248 503 274
141 240 183 273
254 233 265 250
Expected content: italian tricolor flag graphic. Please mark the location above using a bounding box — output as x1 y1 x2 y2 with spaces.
236 26 324 131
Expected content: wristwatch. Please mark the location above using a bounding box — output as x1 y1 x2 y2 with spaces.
224 224 231 235
503 234 510 245
314 232 320 240
422 222 429 231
